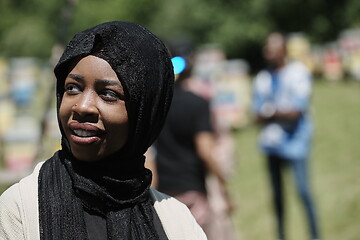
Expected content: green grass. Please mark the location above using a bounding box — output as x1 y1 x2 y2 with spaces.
229 79 360 240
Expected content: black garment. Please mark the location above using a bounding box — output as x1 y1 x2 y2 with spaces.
84 211 108 240
83 188 168 240
39 150 168 240
155 86 213 194
38 21 174 240
84 204 168 240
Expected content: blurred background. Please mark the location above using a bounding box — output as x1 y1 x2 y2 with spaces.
0 0 359 239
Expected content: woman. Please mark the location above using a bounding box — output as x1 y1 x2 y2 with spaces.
0 21 207 240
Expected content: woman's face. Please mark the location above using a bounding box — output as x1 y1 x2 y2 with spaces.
59 55 129 161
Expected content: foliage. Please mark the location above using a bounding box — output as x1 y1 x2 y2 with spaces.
1 0 360 67
0 0 65 58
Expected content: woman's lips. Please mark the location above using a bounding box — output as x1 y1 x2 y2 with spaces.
68 122 105 145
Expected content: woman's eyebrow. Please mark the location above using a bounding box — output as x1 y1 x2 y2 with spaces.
95 78 122 87
67 73 85 83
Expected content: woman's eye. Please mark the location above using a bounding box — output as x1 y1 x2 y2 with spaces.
64 83 81 94
100 89 122 101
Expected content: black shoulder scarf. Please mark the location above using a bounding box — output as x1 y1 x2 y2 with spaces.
38 21 174 239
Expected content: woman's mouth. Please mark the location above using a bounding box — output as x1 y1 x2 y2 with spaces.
73 129 98 137
68 122 105 145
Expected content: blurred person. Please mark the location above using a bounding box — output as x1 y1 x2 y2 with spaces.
153 46 234 239
252 32 320 240
0 21 207 240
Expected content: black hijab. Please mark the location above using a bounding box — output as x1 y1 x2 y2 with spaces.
38 21 174 239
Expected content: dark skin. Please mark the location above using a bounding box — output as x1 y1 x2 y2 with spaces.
59 55 129 162
195 131 234 213
256 33 302 125
256 111 302 124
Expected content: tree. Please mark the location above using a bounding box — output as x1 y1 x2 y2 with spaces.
1 0 359 70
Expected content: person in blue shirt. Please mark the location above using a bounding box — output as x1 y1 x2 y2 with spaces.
252 32 320 240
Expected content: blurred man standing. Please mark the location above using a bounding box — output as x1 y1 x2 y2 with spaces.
154 49 232 237
252 32 320 240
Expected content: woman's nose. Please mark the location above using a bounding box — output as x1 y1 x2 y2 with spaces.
72 91 99 117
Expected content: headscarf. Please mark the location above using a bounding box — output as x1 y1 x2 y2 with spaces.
38 21 174 239
55 20 174 158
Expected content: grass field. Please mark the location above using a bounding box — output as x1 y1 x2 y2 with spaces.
229 79 360 240
1 79 359 239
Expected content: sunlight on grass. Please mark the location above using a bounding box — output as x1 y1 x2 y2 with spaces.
230 80 360 240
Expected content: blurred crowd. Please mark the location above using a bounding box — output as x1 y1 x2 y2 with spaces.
0 27 359 239
1 28 360 176
287 29 360 81
0 58 60 181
